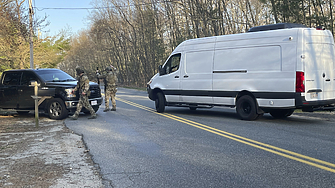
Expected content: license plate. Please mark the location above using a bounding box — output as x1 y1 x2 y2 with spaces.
91 100 97 105
310 92 318 99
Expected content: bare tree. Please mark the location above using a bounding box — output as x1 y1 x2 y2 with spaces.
60 0 335 87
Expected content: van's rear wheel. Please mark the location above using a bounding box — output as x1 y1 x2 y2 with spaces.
155 92 165 113
47 98 68 120
270 109 295 119
236 95 259 120
189 107 197 110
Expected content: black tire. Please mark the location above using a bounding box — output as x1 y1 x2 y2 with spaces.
270 109 295 119
190 107 197 111
286 109 295 117
155 92 165 113
236 95 259 120
47 98 68 120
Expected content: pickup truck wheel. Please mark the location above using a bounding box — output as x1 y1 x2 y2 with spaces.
236 95 259 120
155 92 165 113
270 109 295 119
47 98 68 120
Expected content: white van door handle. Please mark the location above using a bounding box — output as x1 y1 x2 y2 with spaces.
175 76 179 78
326 79 331 81
184 75 189 78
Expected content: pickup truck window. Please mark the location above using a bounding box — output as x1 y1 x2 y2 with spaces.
36 70 76 82
21 72 40 86
2 72 21 85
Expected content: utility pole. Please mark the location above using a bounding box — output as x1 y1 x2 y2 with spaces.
28 0 34 69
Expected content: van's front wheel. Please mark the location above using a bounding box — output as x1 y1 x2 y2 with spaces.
155 92 165 113
236 95 259 120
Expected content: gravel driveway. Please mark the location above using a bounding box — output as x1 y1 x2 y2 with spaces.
0 111 103 187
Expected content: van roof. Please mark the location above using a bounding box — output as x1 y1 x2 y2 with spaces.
248 23 308 32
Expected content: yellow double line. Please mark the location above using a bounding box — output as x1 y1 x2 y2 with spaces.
116 97 335 173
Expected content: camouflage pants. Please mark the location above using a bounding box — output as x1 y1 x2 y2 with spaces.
74 95 96 116
105 87 117 109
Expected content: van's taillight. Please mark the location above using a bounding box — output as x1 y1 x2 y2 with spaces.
296 71 305 92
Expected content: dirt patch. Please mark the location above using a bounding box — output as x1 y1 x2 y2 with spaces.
0 111 103 187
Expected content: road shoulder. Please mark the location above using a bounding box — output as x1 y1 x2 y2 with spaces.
0 112 103 187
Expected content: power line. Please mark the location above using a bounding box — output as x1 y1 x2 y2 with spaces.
34 0 178 11
35 7 106 11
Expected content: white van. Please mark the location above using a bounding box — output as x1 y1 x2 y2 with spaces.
147 23 335 120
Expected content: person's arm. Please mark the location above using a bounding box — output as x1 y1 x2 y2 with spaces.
72 78 79 93
81 76 90 95
97 72 106 79
110 65 116 71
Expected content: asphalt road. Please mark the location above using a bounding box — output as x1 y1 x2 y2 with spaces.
65 88 335 188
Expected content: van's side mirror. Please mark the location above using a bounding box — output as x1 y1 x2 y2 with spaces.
158 65 164 76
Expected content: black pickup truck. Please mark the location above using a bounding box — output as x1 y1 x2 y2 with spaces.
0 68 103 120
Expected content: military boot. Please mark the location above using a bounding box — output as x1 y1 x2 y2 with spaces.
103 108 110 112
69 115 78 120
88 115 97 119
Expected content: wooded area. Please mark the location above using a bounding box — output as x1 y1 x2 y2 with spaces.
2 0 335 87
0 0 70 73
61 0 335 87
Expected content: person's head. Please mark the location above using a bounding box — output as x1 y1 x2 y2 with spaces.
76 67 84 75
105 66 112 72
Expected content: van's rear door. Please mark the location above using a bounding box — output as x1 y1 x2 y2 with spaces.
303 29 335 101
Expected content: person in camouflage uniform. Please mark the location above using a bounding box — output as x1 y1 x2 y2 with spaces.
97 65 117 112
69 68 97 120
